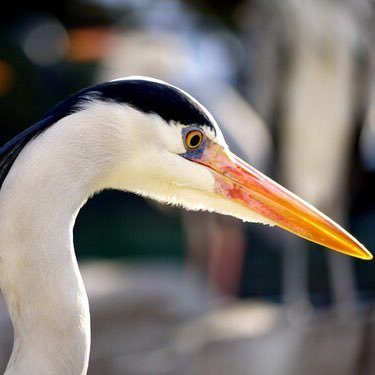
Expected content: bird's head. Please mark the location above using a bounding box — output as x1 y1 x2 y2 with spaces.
90 77 370 260
0 76 371 260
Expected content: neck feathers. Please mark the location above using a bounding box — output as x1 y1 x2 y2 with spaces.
0 106 117 374
0 98 165 374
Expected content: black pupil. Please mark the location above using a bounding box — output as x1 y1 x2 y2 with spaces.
190 134 201 147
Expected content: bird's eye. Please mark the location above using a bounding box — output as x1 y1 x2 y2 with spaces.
184 129 204 150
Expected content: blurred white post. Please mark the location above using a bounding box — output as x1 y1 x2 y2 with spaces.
280 0 362 315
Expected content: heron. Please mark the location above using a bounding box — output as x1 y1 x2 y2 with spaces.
0 76 371 374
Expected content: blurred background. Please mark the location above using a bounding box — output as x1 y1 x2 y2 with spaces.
1 0 375 374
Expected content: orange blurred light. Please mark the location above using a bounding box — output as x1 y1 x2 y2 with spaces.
67 28 111 63
0 60 15 96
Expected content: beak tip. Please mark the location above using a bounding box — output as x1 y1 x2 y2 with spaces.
350 241 373 260
355 245 373 260
363 251 373 261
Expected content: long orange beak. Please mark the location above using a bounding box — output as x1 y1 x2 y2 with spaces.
189 142 372 260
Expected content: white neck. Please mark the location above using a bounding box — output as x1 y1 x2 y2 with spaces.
0 102 138 374
0 99 207 374
1 188 90 374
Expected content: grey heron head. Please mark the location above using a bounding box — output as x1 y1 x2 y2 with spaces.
0 76 371 260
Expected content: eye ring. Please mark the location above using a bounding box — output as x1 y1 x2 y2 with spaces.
184 129 204 150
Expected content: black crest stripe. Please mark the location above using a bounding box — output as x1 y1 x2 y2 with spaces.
0 79 214 190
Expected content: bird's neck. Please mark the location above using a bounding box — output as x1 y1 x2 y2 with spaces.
0 175 90 374
0 107 127 374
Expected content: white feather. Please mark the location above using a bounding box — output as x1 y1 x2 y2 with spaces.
0 99 266 374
